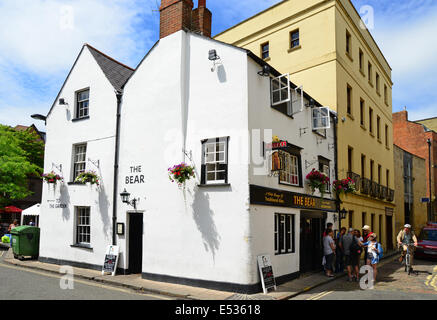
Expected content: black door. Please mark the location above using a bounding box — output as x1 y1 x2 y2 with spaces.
386 216 393 251
300 214 325 273
128 213 143 274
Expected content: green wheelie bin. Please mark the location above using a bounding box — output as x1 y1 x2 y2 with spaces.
10 226 40 260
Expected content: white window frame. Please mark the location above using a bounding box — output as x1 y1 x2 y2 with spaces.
279 151 299 186
203 138 227 184
290 85 304 115
76 89 89 119
312 107 331 130
271 73 291 106
73 144 87 180
75 207 91 245
275 213 295 255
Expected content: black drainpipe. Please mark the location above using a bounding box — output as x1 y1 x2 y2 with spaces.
333 113 340 216
112 90 123 245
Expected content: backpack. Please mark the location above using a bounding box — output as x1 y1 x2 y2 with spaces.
377 242 383 259
349 236 362 255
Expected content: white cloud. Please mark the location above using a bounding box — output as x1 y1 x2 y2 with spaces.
0 0 157 128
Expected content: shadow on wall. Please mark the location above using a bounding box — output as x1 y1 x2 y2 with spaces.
59 183 71 221
217 65 227 83
191 187 221 262
95 169 111 241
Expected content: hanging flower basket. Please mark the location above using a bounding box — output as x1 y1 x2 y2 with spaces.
333 177 356 197
41 171 63 184
168 163 195 187
306 169 330 196
74 171 100 186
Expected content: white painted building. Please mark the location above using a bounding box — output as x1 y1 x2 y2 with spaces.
38 0 338 293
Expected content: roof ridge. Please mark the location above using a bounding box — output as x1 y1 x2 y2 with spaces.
85 43 135 71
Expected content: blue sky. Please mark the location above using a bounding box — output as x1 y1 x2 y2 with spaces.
0 0 436 131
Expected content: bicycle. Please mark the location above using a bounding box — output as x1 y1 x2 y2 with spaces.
404 244 416 275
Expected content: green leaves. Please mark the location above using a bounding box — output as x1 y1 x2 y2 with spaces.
0 124 44 207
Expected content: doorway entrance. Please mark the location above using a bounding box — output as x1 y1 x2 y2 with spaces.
300 211 326 273
128 212 143 274
386 215 393 251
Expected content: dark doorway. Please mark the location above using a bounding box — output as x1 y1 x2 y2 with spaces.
128 212 143 274
386 215 393 251
300 211 326 273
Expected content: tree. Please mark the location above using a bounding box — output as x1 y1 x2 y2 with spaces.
0 124 44 207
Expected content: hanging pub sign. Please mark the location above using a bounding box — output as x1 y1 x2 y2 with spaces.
257 255 276 294
102 245 119 276
250 184 337 212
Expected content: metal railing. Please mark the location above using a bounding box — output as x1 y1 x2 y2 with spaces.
361 178 370 195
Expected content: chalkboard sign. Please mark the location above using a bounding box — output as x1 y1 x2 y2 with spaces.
102 245 119 276
257 255 276 294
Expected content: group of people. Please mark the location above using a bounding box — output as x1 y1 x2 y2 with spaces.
323 223 419 283
323 223 382 283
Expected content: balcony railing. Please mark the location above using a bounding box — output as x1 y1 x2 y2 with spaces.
347 172 361 192
361 178 370 195
370 181 379 197
387 188 394 202
378 184 386 199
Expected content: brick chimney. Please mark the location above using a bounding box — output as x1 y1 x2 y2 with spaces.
192 0 212 37
160 0 194 39
393 110 408 124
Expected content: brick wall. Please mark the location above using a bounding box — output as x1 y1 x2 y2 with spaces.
393 110 437 219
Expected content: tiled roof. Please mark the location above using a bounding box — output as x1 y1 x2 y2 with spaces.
86 44 135 92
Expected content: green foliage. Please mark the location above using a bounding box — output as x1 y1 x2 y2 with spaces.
0 124 44 207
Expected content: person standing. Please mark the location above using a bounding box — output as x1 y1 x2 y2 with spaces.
342 228 363 281
8 219 19 232
362 225 372 265
362 233 382 285
323 229 336 277
323 223 333 237
335 227 346 273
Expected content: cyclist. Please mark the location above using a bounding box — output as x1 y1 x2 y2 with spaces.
397 224 418 270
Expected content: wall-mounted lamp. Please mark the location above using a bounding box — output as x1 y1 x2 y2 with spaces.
257 65 270 77
339 207 348 220
208 49 222 72
59 98 67 105
120 189 139 210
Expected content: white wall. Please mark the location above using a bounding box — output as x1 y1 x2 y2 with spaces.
40 46 117 267
246 58 337 279
118 31 254 285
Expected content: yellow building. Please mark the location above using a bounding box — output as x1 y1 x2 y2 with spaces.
416 117 437 133
216 0 396 250
394 145 428 233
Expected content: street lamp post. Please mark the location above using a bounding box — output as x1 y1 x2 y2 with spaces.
339 207 348 232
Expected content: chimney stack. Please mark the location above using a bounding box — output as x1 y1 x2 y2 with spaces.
160 0 194 39
192 0 212 37
160 0 212 39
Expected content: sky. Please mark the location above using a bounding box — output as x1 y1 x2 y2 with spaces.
0 0 436 132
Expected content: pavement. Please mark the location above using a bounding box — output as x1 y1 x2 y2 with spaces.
0 247 399 300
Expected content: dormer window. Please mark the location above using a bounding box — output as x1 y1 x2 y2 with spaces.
76 89 89 119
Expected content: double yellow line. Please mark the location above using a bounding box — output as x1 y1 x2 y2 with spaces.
425 266 437 292
307 290 333 300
